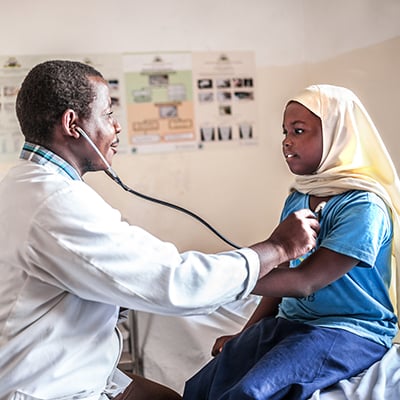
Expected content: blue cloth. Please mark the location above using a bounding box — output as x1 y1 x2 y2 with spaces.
183 189 396 399
278 190 397 347
183 317 387 400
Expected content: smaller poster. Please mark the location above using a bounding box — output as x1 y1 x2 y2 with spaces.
0 55 43 162
0 53 127 163
192 51 257 148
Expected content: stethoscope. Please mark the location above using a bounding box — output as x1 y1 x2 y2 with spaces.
76 126 325 250
75 126 242 249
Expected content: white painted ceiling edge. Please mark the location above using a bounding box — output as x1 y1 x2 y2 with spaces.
0 0 399 65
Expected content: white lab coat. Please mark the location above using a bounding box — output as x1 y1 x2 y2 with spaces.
0 160 259 400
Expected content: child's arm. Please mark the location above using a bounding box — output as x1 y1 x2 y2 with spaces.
211 296 282 356
252 247 358 297
211 249 357 356
242 296 282 328
211 262 289 357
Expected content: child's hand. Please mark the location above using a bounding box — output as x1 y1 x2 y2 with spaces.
211 334 238 357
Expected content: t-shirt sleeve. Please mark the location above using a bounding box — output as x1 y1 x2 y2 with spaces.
320 193 392 268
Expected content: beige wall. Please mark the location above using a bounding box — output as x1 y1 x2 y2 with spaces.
305 36 400 172
85 34 400 253
1 0 399 252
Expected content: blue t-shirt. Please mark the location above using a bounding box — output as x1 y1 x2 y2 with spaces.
277 190 398 347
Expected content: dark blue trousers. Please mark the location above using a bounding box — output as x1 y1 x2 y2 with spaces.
183 317 387 400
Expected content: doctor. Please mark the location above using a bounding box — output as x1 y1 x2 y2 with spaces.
0 60 318 400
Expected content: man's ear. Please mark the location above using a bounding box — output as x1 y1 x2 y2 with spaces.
61 109 80 139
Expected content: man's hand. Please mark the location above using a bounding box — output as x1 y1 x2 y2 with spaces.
268 209 319 261
250 209 319 279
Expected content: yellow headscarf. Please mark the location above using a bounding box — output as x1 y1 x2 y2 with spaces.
287 84 400 328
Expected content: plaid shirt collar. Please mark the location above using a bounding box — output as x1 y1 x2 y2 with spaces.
20 142 82 181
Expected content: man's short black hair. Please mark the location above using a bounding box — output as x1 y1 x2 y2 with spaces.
16 60 103 143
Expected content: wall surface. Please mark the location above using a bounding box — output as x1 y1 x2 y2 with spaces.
1 0 400 252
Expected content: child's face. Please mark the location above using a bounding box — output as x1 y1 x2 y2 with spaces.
282 101 323 175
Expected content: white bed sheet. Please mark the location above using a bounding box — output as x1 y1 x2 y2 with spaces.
309 344 400 400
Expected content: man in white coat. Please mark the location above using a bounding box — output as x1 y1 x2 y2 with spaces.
0 60 319 400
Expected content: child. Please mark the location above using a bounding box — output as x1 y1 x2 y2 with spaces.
183 85 400 400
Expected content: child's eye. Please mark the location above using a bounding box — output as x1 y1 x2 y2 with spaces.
294 128 304 135
282 129 288 136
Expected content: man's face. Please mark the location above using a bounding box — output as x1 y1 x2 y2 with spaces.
80 76 121 171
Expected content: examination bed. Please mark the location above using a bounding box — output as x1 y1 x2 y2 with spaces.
132 298 400 398
311 343 400 399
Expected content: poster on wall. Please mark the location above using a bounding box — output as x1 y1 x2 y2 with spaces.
0 55 43 162
0 53 127 163
123 52 197 153
192 51 257 147
0 51 258 162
